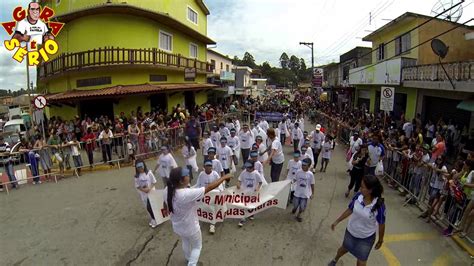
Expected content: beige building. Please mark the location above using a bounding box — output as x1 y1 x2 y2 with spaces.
207 49 234 80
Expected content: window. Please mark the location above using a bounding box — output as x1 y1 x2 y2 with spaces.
159 31 173 52
189 43 198 58
210 59 216 71
220 62 223 70
395 32 411 55
226 64 230 72
187 7 198 25
150 75 167 82
76 77 111 88
377 43 385 61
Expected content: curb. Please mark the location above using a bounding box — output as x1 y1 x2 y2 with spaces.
452 235 474 257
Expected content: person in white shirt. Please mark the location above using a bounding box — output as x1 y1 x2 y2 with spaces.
403 121 414 138
297 117 305 133
300 143 315 172
99 126 114 164
201 131 214 161
182 138 197 180
255 135 268 163
291 158 315 222
228 128 240 167
287 151 302 204
250 150 268 186
299 131 309 152
234 118 241 134
259 118 269 133
329 175 386 266
13 2 54 48
219 123 230 140
348 132 363 161
207 147 224 177
239 124 254 165
367 136 385 176
153 146 178 186
320 135 334 173
310 124 325 170
237 160 263 227
195 160 224 234
251 122 267 146
292 123 304 153
164 167 230 266
134 160 158 228
69 136 83 176
278 119 288 145
210 126 221 148
217 137 234 178
265 128 285 182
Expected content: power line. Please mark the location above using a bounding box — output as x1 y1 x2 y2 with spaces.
348 17 473 78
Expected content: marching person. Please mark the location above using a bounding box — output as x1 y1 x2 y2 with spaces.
345 145 370 198
207 147 224 177
182 137 197 181
265 128 285 182
255 135 268 164
287 151 302 203
329 175 386 266
201 131 214 161
292 158 315 222
250 150 268 186
320 135 334 173
153 146 178 187
278 119 288 145
239 124 254 166
210 126 221 148
164 167 231 266
237 160 264 227
134 160 158 228
217 137 233 186
195 160 224 234
292 123 304 153
348 132 363 162
227 128 241 168
310 124 325 171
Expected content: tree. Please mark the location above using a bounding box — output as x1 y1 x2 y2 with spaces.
279 52 289 69
289 55 300 74
300 58 307 70
233 56 242 66
241 52 256 68
260 61 272 77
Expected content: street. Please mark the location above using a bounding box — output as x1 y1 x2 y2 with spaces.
0 134 470 266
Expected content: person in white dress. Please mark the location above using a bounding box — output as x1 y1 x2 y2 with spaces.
153 146 178 186
134 160 158 228
164 167 231 265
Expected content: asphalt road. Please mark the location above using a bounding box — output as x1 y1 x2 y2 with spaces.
0 131 471 265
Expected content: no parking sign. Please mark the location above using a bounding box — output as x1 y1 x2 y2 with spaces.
380 87 395 112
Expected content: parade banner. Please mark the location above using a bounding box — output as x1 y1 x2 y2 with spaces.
149 180 291 225
255 112 293 122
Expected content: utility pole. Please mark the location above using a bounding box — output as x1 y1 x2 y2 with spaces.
299 42 314 83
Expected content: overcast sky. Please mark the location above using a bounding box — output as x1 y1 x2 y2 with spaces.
0 0 472 91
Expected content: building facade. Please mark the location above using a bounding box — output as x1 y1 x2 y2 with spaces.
350 12 473 126
206 49 235 103
39 0 216 119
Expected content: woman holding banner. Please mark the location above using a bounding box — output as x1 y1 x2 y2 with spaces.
134 160 158 228
164 167 231 266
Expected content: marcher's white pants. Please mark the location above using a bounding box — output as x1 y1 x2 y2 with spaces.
181 230 202 266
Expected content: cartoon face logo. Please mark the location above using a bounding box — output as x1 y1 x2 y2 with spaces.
28 2 41 22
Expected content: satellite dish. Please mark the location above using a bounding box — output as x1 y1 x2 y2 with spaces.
431 0 464 22
431 39 449 58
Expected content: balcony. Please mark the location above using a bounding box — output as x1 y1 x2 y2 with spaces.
39 47 213 80
402 61 473 92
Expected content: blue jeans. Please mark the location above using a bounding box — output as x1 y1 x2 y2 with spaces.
5 163 17 187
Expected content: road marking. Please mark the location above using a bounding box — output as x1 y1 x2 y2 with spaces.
380 246 401 266
384 232 438 243
432 253 450 266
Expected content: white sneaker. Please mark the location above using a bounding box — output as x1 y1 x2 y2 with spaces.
149 219 158 228
238 220 245 227
209 225 215 234
37 181 42 184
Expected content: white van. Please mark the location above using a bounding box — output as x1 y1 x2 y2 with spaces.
3 119 28 136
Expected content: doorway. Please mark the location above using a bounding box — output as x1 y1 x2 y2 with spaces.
80 99 114 120
184 91 195 112
150 93 168 113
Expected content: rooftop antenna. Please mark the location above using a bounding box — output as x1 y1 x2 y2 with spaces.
431 0 464 22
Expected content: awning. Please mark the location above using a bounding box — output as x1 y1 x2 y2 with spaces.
46 83 218 102
457 100 474 112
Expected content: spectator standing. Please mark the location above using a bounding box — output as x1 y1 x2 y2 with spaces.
99 125 113 165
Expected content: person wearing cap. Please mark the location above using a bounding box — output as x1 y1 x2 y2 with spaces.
265 128 285 182
207 147 224 177
195 160 223 234
239 124 254 166
153 145 178 186
320 135 334 173
228 128 241 167
292 158 315 222
217 137 233 180
250 150 268 186
134 160 158 228
201 131 214 161
348 132 363 162
251 122 267 147
237 160 264 227
310 124 325 170
210 126 221 148
164 167 231 265
286 151 302 203
292 123 304 153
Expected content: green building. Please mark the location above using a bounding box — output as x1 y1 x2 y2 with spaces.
39 0 216 119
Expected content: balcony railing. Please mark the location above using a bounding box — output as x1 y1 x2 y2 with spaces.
39 47 213 79
402 61 473 82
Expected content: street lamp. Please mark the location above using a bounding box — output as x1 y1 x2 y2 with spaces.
299 42 314 78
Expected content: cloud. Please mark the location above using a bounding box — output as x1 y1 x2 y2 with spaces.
206 0 474 67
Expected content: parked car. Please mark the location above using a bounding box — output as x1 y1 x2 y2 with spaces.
3 119 28 137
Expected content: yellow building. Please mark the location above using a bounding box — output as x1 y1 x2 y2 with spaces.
39 0 216 119
350 12 473 125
